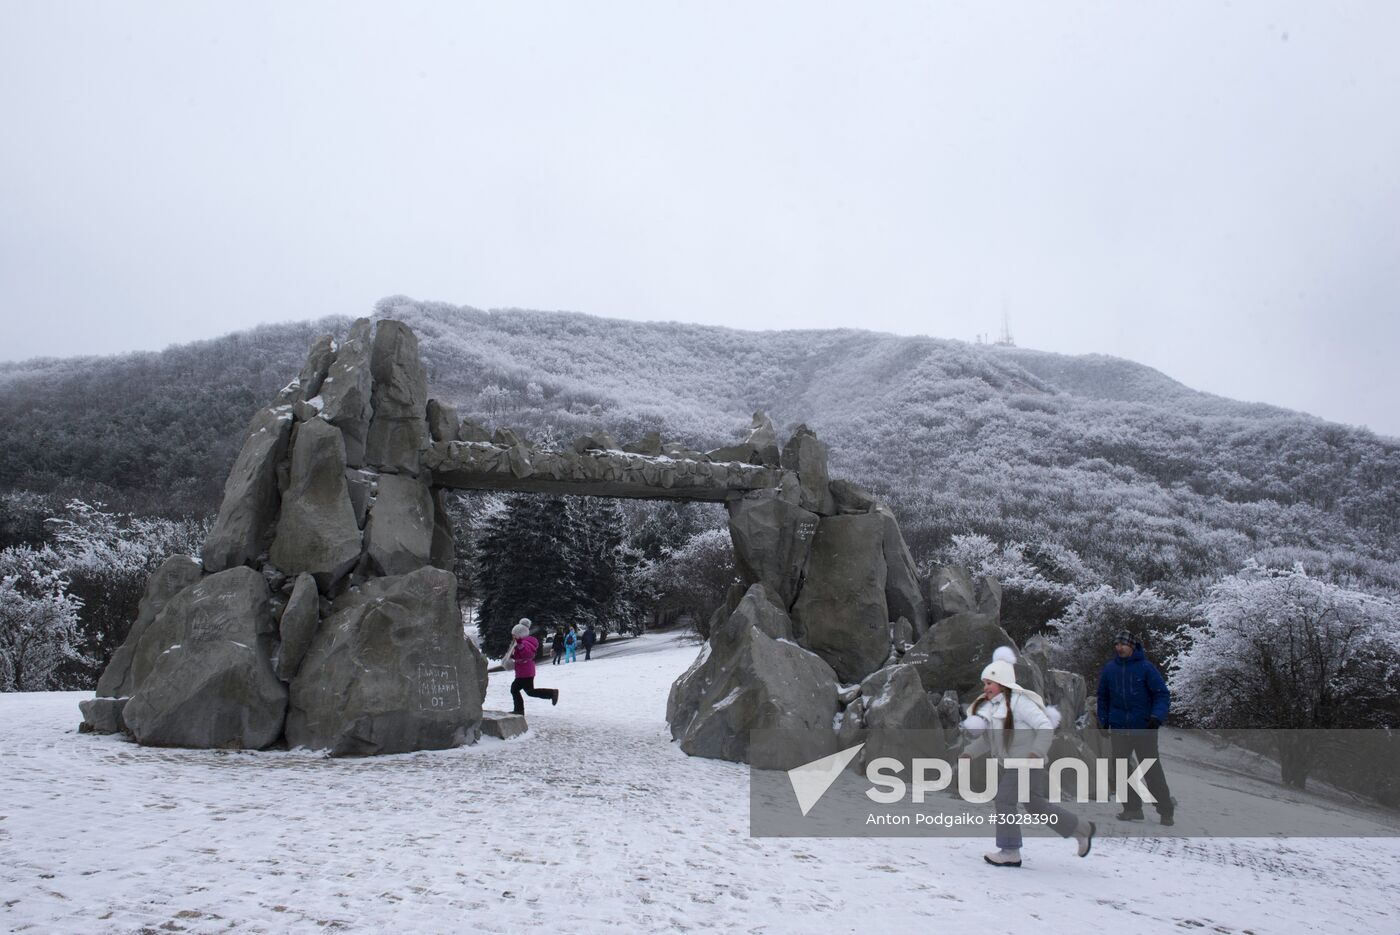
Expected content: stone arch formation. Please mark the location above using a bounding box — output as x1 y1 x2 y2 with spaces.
80 319 1090 769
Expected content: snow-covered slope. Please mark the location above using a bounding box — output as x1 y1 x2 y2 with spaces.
2 633 1397 934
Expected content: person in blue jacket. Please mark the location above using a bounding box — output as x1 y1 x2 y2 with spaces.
1097 631 1175 825
564 626 578 663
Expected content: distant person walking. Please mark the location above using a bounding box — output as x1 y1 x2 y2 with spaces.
1098 631 1174 825
962 648 1095 867
507 620 558 714
551 627 566 665
582 624 597 661
564 626 578 663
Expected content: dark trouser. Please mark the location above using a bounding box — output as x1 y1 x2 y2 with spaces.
1110 729 1173 814
510 676 554 715
552 649 563 665
993 765 1080 850
584 645 592 660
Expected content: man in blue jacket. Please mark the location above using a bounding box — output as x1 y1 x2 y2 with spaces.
1097 631 1175 825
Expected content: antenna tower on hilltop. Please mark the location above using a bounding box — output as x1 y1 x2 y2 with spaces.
995 298 1015 347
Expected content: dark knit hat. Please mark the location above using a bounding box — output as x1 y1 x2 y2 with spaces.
1112 630 1134 646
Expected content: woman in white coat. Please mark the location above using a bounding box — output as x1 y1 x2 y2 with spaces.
961 651 1095 867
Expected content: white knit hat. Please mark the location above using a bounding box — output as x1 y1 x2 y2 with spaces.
979 659 1021 690
512 620 531 638
979 656 1050 715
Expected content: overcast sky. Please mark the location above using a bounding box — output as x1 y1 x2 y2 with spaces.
3 2 1397 436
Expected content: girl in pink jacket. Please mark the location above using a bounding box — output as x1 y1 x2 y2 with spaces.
508 620 559 715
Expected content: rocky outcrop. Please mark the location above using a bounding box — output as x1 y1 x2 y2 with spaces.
423 439 793 502
928 565 1001 622
269 418 362 590
77 697 127 734
88 317 972 768
425 399 459 443
294 334 336 402
1044 668 1087 729
122 567 286 750
344 469 375 528
429 488 456 571
201 406 294 573
318 318 374 467
94 555 204 700
668 584 839 770
707 412 780 467
829 479 877 514
573 431 620 453
481 710 528 740
456 418 492 443
727 492 819 610
83 319 494 756
1021 634 1054 680
622 431 663 456
857 663 949 765
901 612 1017 698
364 321 429 474
790 514 890 683
875 505 928 639
275 573 319 682
285 567 486 756
780 425 835 516
363 473 435 576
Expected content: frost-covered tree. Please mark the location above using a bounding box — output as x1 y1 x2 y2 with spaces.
43 499 207 686
608 541 655 637
1048 584 1190 687
934 533 1092 644
642 527 737 638
0 545 86 691
626 501 714 563
0 490 54 551
1172 563 1400 787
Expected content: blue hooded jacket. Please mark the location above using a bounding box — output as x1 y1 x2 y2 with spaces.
1096 643 1170 729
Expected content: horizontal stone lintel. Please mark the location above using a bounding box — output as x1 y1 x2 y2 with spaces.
424 440 792 503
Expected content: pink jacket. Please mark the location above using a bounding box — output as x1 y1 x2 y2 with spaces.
512 636 539 678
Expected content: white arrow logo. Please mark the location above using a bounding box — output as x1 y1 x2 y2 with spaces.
787 743 865 816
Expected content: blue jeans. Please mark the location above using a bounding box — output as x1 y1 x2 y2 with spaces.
993 764 1080 850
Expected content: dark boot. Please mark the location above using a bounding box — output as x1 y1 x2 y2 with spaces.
1116 808 1145 821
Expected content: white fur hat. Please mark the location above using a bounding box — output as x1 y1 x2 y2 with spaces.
512 620 531 638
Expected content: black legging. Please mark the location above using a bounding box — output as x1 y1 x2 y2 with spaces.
510 676 555 715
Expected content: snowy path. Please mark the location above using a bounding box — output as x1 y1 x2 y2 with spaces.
3 631 1399 934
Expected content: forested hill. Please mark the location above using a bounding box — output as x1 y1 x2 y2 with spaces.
2 297 1397 598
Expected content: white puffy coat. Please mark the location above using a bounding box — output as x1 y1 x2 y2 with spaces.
963 690 1055 760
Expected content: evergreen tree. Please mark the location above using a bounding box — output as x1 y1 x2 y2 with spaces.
572 497 654 636
572 497 625 630
475 494 588 658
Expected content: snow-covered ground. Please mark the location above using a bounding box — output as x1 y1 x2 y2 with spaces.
3 631 1399 934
